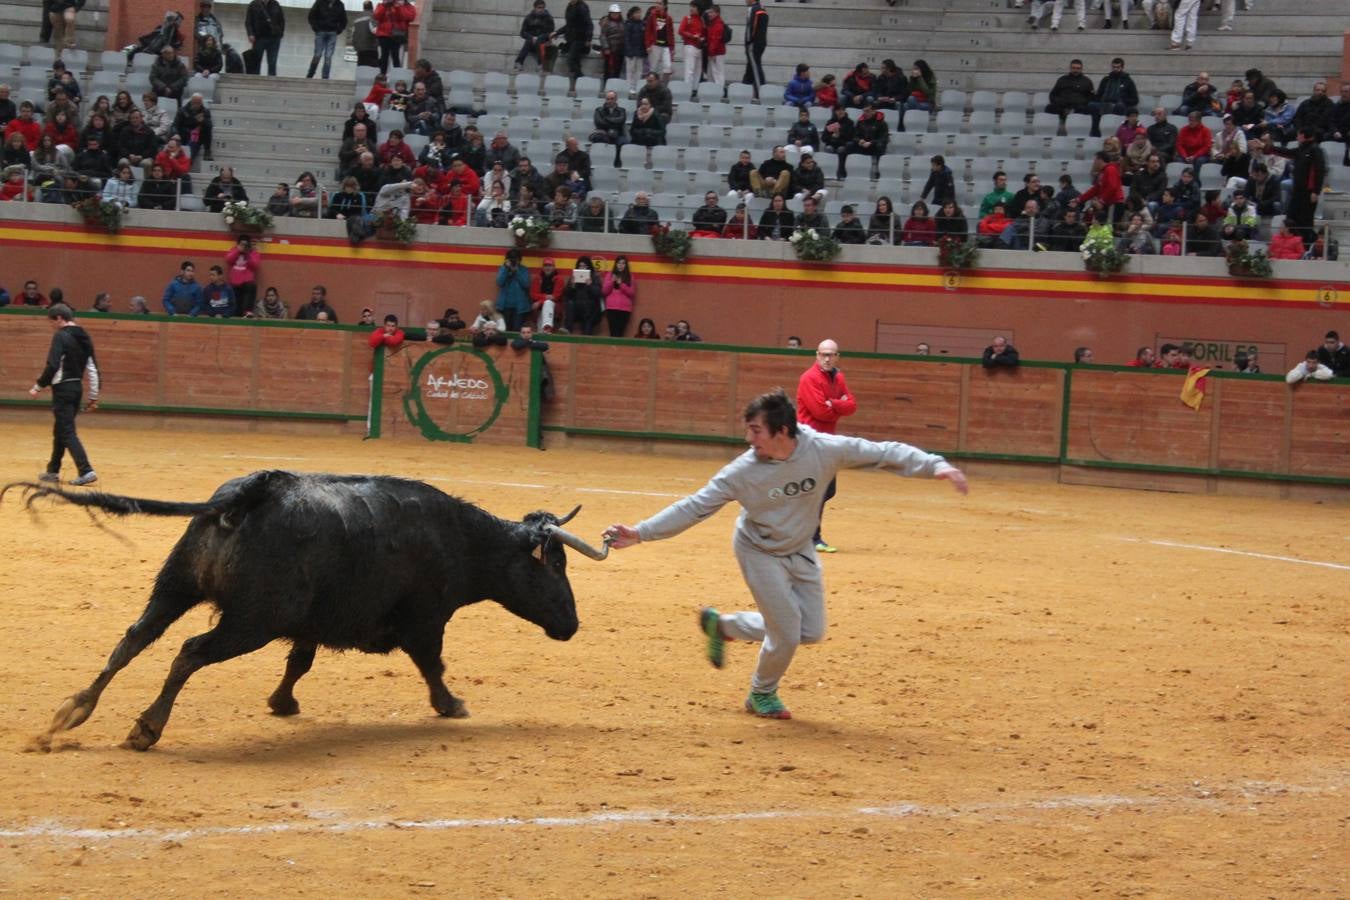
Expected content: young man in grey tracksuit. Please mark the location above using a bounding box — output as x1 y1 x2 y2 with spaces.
604 389 967 719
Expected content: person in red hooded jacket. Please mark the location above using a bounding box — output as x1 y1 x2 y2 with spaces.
1077 150 1124 225
796 338 857 552
373 0 417 75
701 4 728 99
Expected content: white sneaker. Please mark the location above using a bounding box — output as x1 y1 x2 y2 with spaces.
1217 24 1233 30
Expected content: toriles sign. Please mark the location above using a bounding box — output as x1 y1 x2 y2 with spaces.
402 346 509 442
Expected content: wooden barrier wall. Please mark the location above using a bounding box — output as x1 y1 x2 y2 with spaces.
2 312 1346 498
538 338 1350 498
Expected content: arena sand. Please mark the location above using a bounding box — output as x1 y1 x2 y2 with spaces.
0 422 1345 898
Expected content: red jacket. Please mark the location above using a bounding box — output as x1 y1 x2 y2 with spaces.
44 121 78 148
814 84 838 108
530 269 566 308
721 217 755 239
1269 231 1305 259
368 326 406 350
378 139 416 167
797 364 857 433
678 12 704 47
373 0 416 38
155 148 192 178
4 117 41 151
1176 123 1212 161
644 10 674 49
440 192 471 226
703 16 727 55
409 189 443 224
435 164 481 199
1078 160 1124 207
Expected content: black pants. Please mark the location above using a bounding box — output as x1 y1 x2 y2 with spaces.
1287 190 1317 246
234 281 257 316
47 381 92 476
356 49 379 69
813 476 837 544
563 43 586 80
377 36 403 73
741 44 765 96
606 309 631 337
835 142 881 178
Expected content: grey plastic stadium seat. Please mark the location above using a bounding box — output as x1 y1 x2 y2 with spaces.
903 109 929 133
575 76 602 98
939 89 966 112
970 91 999 112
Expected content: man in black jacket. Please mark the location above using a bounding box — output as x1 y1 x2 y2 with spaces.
919 154 955 206
982 336 1019 369
246 0 287 76
1146 106 1178 163
1316 331 1350 378
1290 81 1335 141
1046 58 1094 122
29 304 100 486
515 0 556 73
1088 57 1138 137
1271 126 1327 247
553 0 592 86
307 0 348 79
174 93 214 161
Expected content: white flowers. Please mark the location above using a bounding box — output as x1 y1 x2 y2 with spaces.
225 216 235 224
806 229 818 239
515 228 526 237
788 232 802 244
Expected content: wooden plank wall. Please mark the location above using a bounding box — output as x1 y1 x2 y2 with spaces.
545 344 1349 488
0 315 368 423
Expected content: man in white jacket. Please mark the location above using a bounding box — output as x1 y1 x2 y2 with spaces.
1285 351 1333 384
603 389 967 720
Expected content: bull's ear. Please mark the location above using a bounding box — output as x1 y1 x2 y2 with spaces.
531 542 545 562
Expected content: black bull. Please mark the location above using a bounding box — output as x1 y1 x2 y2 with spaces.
1 470 610 751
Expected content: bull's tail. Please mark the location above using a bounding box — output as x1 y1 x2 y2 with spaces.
1 482 226 518
1 470 291 522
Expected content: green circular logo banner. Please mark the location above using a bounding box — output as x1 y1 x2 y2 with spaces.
402 346 510 442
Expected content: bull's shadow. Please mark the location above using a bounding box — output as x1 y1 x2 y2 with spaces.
135 718 621 765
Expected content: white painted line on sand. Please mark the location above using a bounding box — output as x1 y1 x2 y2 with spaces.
1121 538 1350 571
0 778 1338 845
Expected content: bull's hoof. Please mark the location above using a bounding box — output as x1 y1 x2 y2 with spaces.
120 718 160 752
436 697 470 719
267 694 301 717
48 691 96 734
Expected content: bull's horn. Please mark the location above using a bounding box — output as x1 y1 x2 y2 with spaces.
545 524 610 560
555 504 582 527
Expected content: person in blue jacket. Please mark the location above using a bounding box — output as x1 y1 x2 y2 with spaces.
495 248 532 331
162 260 205 316
783 63 814 108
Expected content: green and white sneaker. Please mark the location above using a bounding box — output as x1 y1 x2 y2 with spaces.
814 541 838 554
699 606 725 669
744 690 792 720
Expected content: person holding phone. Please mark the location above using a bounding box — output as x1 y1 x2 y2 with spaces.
601 254 635 337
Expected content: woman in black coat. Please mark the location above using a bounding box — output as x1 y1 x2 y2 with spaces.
562 255 604 335
934 199 968 241
138 162 179 210
203 166 248 212
757 193 796 240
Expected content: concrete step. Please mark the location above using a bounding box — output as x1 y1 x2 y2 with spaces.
211 110 346 138
212 133 341 160
203 156 345 184
214 87 355 116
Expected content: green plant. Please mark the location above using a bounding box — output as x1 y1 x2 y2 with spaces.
1225 239 1273 278
73 196 125 234
937 235 979 270
372 208 418 245
508 215 552 249
650 223 693 263
1081 223 1129 274
788 227 840 262
221 199 273 231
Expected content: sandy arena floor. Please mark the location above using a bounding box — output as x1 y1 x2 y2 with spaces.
0 421 1345 898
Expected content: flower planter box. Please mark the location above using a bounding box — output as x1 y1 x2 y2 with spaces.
228 221 264 235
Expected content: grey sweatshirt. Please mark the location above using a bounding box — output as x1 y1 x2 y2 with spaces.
636 425 951 556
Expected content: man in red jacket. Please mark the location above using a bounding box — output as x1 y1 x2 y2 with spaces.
796 338 857 552
678 2 705 98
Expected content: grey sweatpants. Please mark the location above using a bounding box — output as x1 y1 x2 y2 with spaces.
720 536 827 694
